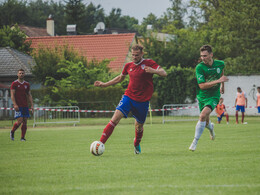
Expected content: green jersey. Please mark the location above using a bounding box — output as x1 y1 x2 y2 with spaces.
196 60 225 101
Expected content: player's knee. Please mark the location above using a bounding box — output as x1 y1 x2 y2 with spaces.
135 123 143 132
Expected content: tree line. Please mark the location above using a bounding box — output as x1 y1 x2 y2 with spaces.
1 0 259 107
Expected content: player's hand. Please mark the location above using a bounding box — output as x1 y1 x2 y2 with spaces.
220 86 224 94
144 66 155 74
14 104 19 111
94 81 105 87
219 75 229 83
31 107 34 115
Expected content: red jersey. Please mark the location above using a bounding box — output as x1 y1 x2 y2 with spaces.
10 80 30 107
122 59 160 102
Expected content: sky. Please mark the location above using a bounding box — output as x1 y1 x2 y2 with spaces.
84 0 173 23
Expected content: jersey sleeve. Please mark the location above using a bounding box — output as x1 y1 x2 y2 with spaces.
148 59 160 70
196 65 205 84
121 63 129 76
244 92 247 98
10 82 16 90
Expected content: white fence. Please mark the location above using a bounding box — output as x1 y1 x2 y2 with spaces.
33 106 80 127
162 104 200 123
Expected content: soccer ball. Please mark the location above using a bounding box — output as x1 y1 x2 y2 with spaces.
90 141 105 156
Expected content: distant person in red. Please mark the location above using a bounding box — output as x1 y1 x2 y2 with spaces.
10 69 34 141
215 98 229 124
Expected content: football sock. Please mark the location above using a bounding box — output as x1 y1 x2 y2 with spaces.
134 127 143 147
21 123 27 138
236 113 238 123
11 122 20 132
100 120 117 144
241 112 245 123
206 120 213 130
194 120 206 140
226 114 229 122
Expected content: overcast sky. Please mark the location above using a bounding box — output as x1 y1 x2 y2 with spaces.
84 0 173 23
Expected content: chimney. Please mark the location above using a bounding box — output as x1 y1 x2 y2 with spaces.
46 15 55 36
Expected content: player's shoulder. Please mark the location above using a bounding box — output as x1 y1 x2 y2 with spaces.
143 59 157 65
195 62 205 70
214 60 225 66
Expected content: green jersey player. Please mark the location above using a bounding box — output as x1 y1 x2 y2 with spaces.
189 45 229 151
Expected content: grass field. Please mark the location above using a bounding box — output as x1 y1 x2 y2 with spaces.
0 117 259 194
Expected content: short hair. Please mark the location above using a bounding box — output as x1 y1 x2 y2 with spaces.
131 44 143 52
18 69 25 72
220 97 224 100
257 86 260 90
237 87 241 90
200 45 213 53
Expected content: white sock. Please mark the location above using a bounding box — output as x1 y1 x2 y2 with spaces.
194 120 206 140
206 120 213 130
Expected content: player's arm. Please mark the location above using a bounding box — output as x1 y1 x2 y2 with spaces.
11 89 19 111
245 97 248 108
27 90 34 114
220 71 225 94
144 67 167 77
94 74 126 88
198 75 229 90
235 98 237 107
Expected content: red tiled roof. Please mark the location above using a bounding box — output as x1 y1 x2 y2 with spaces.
27 33 136 72
19 25 50 37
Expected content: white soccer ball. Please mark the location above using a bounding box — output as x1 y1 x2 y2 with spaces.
90 141 105 156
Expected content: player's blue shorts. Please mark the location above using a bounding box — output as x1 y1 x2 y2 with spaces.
217 112 225 122
236 105 245 112
258 106 260 113
14 107 30 119
116 95 149 124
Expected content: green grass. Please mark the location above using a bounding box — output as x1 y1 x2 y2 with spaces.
0 117 260 194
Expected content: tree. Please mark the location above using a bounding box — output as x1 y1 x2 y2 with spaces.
64 0 85 34
0 0 28 27
0 24 32 54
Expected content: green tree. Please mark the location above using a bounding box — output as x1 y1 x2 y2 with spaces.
64 0 85 34
0 0 28 27
0 24 32 54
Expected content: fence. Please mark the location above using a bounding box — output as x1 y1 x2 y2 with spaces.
33 106 80 127
162 104 200 123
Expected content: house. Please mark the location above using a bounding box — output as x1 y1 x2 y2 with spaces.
27 33 137 72
16 16 55 37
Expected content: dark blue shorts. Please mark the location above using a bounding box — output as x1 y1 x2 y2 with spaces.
14 107 30 119
116 95 149 124
258 106 260 113
217 112 225 122
236 105 245 112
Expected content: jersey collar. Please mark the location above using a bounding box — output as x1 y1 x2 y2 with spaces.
134 58 144 65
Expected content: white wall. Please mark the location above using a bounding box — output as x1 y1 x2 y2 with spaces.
219 75 260 116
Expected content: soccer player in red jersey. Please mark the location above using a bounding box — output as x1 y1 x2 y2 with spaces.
94 44 167 154
10 69 34 141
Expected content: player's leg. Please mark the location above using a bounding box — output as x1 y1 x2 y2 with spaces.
134 121 143 154
131 99 149 154
100 95 130 144
235 106 239 124
20 118 28 141
225 112 229 124
241 106 246 124
189 106 212 151
99 110 124 144
10 117 23 141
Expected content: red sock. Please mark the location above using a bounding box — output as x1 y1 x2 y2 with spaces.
134 128 143 147
236 113 238 123
100 120 117 144
12 122 20 132
226 114 229 122
242 112 245 123
21 123 27 138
